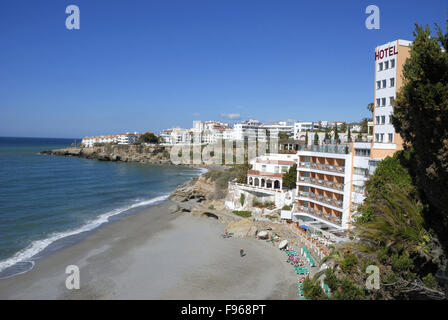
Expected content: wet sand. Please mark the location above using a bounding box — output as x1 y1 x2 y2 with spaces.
0 200 298 299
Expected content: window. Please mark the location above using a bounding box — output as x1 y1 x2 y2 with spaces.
389 97 394 105
354 167 369 176
384 61 389 69
382 98 386 106
390 78 395 87
261 165 267 172
381 116 385 124
391 59 395 68
376 98 380 107
382 79 386 88
375 133 379 142
376 116 380 124
376 81 381 89
388 133 393 143
355 148 371 157
354 185 365 194
378 62 383 71
380 133 384 142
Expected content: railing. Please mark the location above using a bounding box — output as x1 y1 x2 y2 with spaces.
297 144 350 155
296 205 342 226
229 181 287 193
299 162 345 174
298 176 344 192
297 191 343 209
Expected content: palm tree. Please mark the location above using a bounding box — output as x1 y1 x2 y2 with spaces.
355 184 430 255
367 102 374 114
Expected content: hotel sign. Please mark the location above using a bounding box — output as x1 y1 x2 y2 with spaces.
375 45 398 60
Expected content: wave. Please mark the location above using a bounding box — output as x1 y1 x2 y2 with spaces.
0 194 169 277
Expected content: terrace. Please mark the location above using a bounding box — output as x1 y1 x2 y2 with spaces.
298 161 345 174
295 204 342 226
298 176 345 192
297 191 343 209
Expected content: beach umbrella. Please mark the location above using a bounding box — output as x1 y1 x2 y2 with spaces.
278 240 288 249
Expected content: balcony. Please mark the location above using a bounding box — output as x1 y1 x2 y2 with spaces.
298 176 344 192
298 191 343 209
297 205 342 225
297 144 350 155
299 162 345 174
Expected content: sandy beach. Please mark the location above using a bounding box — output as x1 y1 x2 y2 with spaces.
0 200 299 299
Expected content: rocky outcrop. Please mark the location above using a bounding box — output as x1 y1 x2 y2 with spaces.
169 175 216 202
41 145 173 164
225 219 258 238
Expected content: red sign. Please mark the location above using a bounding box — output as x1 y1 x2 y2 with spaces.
375 46 398 60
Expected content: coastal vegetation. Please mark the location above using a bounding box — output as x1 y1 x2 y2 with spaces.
232 210 252 218
303 18 448 300
282 164 297 189
136 131 160 144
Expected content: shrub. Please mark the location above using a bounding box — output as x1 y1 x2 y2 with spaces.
303 276 327 300
282 205 292 210
391 252 413 272
232 211 252 218
240 193 245 207
422 273 437 289
339 253 358 272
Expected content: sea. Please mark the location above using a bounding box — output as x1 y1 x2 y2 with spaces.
0 137 203 279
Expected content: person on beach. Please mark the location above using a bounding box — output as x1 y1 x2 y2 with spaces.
240 248 245 257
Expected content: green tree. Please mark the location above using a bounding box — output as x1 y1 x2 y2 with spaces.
313 133 319 145
305 132 309 145
278 132 291 140
333 126 339 142
340 122 347 133
392 20 448 252
360 118 369 133
355 153 416 224
303 276 327 300
347 127 352 142
367 102 374 114
282 164 297 189
138 131 159 144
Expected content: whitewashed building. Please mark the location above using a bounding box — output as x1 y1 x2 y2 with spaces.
117 132 141 145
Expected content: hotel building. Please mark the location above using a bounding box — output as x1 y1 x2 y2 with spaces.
371 39 411 160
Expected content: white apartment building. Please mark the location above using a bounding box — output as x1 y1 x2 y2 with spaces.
262 121 294 138
293 121 327 139
246 153 298 191
160 127 192 145
226 153 297 210
191 120 231 144
294 144 352 230
117 132 141 145
232 119 265 141
82 135 118 147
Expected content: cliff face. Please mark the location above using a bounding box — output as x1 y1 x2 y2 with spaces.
169 174 216 202
41 145 173 164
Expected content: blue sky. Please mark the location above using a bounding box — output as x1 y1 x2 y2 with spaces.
0 0 446 138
